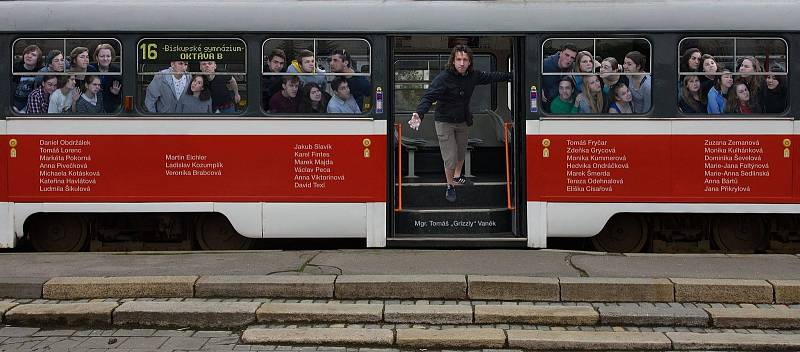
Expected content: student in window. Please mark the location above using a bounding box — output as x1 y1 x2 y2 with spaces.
542 42 578 111
75 75 105 114
680 47 702 73
177 75 212 114
287 49 326 90
144 60 191 113
329 48 371 110
623 51 650 113
13 44 42 113
699 54 719 98
549 76 578 114
575 75 606 114
762 63 787 114
48 75 79 114
35 50 65 88
89 43 122 113
678 75 707 114
25 75 57 114
599 57 627 97
298 82 329 114
724 81 758 114
608 82 633 114
199 60 240 113
327 78 361 114
262 48 287 112
737 56 764 108
707 69 734 115
68 46 94 89
269 75 300 113
572 51 595 94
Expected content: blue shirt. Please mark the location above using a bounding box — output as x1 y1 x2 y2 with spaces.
707 87 726 114
327 95 361 114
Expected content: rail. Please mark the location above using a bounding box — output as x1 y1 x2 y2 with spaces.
394 123 403 211
504 122 513 210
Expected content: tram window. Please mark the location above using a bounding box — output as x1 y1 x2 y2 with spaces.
11 38 122 115
394 54 493 113
678 37 788 115
136 38 247 115
541 38 651 115
262 38 372 115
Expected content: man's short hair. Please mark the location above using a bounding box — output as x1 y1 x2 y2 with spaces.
331 77 348 91
331 48 351 68
269 48 286 62
282 75 300 85
23 44 42 57
297 49 314 61
561 42 578 53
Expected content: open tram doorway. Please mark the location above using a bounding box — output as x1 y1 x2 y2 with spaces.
388 35 525 247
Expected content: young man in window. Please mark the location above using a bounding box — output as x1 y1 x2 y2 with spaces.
269 75 300 113
329 48 371 110
541 42 577 112
199 60 240 113
144 60 191 113
327 78 360 114
287 49 326 90
262 48 287 111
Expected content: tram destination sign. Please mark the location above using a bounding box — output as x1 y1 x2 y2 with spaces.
137 38 246 65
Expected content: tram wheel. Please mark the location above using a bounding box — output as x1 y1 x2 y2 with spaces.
712 214 766 253
194 213 254 251
591 214 648 253
27 213 88 252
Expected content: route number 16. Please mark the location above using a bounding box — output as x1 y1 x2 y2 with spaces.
139 43 158 60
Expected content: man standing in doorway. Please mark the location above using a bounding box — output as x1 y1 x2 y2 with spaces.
409 44 511 202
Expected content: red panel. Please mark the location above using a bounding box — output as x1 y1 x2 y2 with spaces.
8 135 386 202
528 135 795 203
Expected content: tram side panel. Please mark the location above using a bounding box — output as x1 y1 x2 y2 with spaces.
6 131 386 243
527 127 796 239
0 121 10 248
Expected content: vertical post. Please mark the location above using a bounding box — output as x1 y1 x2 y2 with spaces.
395 123 403 211
504 122 512 210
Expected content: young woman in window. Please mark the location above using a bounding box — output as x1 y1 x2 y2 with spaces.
700 54 719 97
68 47 94 88
298 82 329 114
599 57 627 97
680 47 702 73
707 69 734 115
623 51 650 113
89 43 122 113
48 75 79 114
762 63 787 114
737 56 764 108
75 75 105 114
724 81 759 114
678 75 707 114
575 74 606 114
573 51 594 93
549 76 578 114
608 82 633 114
177 75 212 114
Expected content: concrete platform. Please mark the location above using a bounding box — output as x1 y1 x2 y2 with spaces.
195 275 335 298
113 301 261 329
474 305 598 325
560 277 673 302
334 275 466 299
43 276 197 299
667 332 800 350
707 307 800 329
257 303 383 323
384 304 473 324
0 277 47 299
467 275 559 301
5 302 117 326
395 328 506 349
672 278 774 303
507 330 671 350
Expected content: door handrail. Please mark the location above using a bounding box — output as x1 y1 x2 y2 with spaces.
394 123 403 211
504 122 514 210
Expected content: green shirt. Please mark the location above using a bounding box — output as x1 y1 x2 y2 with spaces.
550 97 578 114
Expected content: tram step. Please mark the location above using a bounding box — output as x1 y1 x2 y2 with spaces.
387 235 525 248
397 182 508 208
394 207 512 235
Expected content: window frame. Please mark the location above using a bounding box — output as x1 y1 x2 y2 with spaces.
539 36 653 118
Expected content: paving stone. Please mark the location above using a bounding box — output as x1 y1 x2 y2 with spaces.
6 302 117 326
770 280 800 304
241 327 394 346
75 335 128 348
196 275 336 298
384 304 473 324
467 276 559 301
114 301 260 329
0 327 40 337
395 328 505 349
30 336 84 350
116 336 169 349
257 303 383 323
43 276 197 299
667 332 800 350
0 302 18 324
0 277 48 299
598 305 710 327
672 278 774 303
474 305 598 325
707 307 800 329
158 336 210 349
559 277 674 302
335 275 466 300
507 330 671 350
32 329 76 336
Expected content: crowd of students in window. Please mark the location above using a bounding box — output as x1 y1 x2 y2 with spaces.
13 44 121 114
541 42 787 115
260 47 371 114
542 42 651 114
678 47 786 114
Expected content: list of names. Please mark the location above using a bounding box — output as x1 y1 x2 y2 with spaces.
702 138 769 193
164 153 224 176
564 139 628 193
292 143 344 189
38 138 99 192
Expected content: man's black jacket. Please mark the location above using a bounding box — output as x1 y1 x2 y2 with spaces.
415 68 512 126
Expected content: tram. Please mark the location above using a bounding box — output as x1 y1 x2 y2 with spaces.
0 0 798 252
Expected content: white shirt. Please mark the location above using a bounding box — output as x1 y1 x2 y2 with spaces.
171 74 187 101
48 89 73 113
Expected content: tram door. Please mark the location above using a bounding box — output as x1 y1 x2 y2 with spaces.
389 36 525 246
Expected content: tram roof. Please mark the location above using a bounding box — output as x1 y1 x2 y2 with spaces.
0 0 798 33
